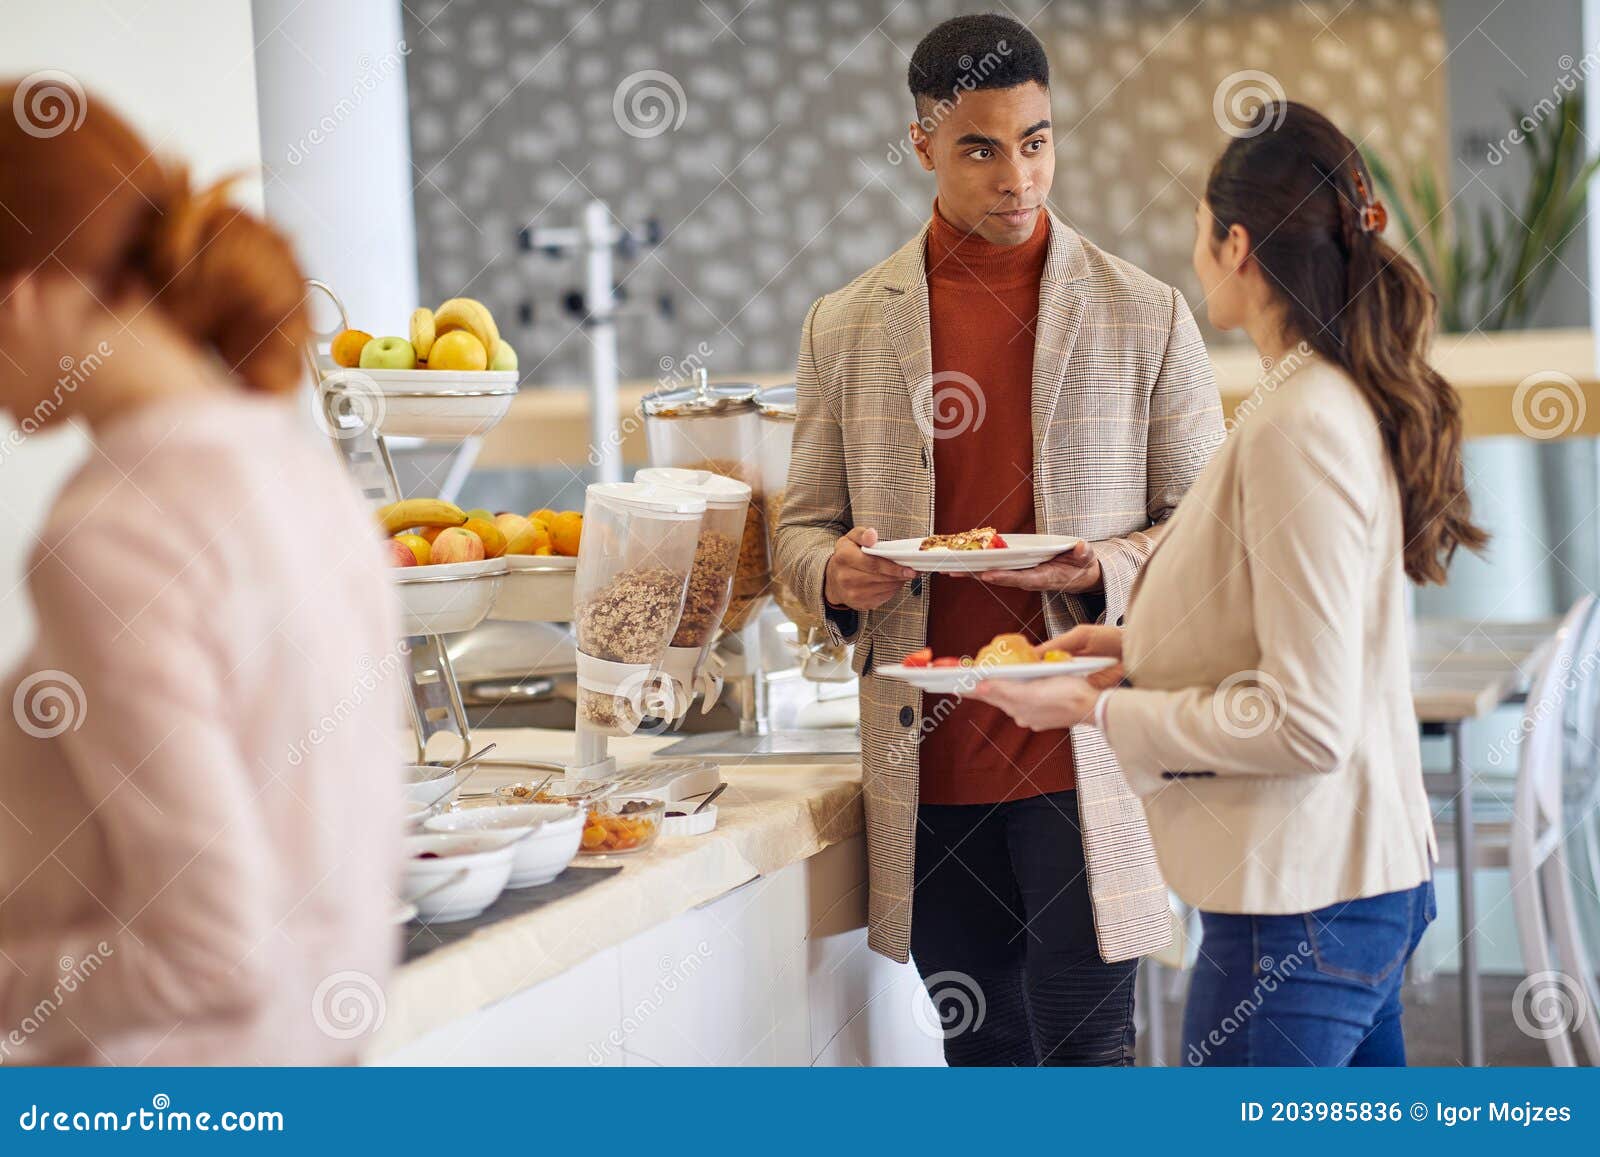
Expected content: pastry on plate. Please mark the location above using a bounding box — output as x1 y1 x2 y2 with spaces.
919 526 1007 551
974 632 1036 667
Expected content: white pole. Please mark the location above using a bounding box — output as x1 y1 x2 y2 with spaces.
585 200 624 483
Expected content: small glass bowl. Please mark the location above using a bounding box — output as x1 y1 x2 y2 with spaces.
495 778 610 809
578 797 665 857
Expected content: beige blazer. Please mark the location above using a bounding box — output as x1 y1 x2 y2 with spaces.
774 209 1225 963
1105 356 1438 915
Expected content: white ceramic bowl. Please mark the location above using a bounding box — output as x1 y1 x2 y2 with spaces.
402 832 515 922
319 368 518 440
424 803 583 888
490 556 577 622
392 558 506 636
403 763 459 808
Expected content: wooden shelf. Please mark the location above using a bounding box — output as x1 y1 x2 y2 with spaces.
477 328 1599 470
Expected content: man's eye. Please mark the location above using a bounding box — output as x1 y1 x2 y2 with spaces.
970 148 992 161
1026 138 1046 152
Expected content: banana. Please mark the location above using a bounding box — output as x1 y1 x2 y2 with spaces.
377 498 467 536
433 297 499 355
409 308 437 361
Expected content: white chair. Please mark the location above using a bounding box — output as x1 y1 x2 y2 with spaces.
1510 595 1600 1066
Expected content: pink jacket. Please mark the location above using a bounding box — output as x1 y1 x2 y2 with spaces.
0 392 404 1064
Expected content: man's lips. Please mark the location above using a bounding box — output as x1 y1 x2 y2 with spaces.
991 206 1038 225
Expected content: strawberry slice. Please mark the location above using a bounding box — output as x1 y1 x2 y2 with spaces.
989 534 1009 549
930 657 963 668
903 647 933 668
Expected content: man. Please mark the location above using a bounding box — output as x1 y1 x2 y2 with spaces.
773 14 1224 1066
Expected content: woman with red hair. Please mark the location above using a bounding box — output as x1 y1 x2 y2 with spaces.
0 85 401 1064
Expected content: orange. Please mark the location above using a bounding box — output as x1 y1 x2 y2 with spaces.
393 533 431 565
522 519 552 555
420 526 444 545
462 516 507 559
331 329 373 368
549 510 583 556
428 329 488 372
528 508 557 527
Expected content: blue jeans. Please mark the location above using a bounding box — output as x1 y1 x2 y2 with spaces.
1182 880 1436 1066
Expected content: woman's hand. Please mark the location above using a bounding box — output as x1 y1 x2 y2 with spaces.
968 674 1101 731
1039 623 1124 660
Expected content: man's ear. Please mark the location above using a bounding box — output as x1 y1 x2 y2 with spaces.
908 122 936 173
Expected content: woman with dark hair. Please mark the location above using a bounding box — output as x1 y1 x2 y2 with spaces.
972 101 1488 1066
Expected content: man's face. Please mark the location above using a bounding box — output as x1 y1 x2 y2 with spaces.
910 82 1054 246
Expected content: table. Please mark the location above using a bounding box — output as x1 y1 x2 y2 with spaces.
1412 617 1559 1067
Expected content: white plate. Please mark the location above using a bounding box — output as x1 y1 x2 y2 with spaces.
877 655 1116 694
862 533 1081 573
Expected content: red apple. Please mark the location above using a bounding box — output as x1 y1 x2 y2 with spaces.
431 525 486 564
386 538 418 567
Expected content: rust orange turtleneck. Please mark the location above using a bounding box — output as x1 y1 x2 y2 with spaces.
918 200 1075 806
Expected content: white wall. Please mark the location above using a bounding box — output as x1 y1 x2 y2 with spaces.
0 0 265 671
252 0 419 336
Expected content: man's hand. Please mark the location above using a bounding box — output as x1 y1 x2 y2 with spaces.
962 539 1102 593
824 527 916 611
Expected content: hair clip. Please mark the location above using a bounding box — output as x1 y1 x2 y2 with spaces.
1351 169 1386 234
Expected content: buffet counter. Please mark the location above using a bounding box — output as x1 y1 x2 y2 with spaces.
475 327 1600 470
370 729 942 1066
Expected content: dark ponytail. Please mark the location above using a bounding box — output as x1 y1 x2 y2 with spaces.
1205 101 1488 584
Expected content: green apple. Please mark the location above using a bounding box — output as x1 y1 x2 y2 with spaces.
489 338 518 372
359 335 417 370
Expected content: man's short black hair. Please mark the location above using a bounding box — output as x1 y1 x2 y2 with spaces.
907 13 1049 118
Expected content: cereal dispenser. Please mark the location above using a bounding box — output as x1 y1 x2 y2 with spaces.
755 384 851 682
640 369 769 632
633 467 752 722
569 482 704 776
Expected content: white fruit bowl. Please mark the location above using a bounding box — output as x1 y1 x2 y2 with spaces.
402 762 459 808
424 803 583 888
490 554 577 622
318 367 518 440
392 558 506 635
402 833 515 922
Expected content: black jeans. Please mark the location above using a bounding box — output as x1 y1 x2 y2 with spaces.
911 789 1138 1066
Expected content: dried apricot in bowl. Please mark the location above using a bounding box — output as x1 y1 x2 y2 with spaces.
577 798 664 856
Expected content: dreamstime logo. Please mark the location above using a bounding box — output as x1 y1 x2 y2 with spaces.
1512 970 1590 1041
590 341 714 468
587 941 711 1064
314 368 388 441
311 970 387 1041
1486 50 1598 165
2 340 114 463
286 42 412 165
1212 669 1286 740
0 941 113 1064
886 40 1014 166
1213 70 1287 138
13 70 87 138
914 970 987 1040
13 669 87 740
615 668 678 737
1225 340 1313 433
920 370 987 440
613 70 687 139
1512 370 1586 440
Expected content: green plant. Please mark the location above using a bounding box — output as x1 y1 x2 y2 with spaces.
1367 87 1600 332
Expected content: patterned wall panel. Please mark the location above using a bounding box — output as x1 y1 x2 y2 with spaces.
401 0 1447 386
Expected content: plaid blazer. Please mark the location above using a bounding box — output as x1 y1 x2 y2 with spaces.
773 209 1225 963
